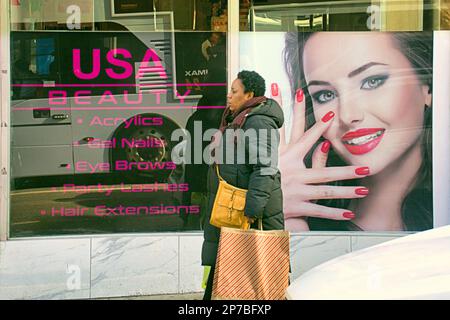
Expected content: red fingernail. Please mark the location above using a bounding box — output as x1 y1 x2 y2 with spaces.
343 212 355 219
321 111 335 123
355 187 369 195
321 140 331 153
355 167 370 176
296 89 304 103
271 83 279 96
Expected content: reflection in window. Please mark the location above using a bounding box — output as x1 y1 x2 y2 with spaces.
8 1 228 237
9 29 226 237
10 0 228 32
244 0 441 32
11 37 55 100
248 0 372 31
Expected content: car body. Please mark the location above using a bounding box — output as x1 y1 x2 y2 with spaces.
286 225 450 300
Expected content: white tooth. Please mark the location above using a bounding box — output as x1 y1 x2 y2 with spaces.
346 131 383 146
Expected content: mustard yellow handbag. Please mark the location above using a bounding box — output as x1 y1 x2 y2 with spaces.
210 165 250 230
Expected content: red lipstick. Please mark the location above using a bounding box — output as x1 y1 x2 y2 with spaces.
341 128 385 155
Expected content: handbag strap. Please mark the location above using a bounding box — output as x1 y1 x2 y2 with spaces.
247 218 263 230
215 164 224 182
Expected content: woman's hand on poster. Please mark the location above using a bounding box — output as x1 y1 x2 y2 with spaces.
270 83 371 231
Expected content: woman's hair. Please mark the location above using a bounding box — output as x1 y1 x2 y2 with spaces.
237 70 266 97
283 32 433 231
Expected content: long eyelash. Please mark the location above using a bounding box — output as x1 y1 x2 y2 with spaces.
312 90 336 104
361 74 389 89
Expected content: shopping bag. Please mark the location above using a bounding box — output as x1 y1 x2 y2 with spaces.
212 222 290 300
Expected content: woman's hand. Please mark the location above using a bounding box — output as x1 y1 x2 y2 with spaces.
271 84 370 232
246 216 256 225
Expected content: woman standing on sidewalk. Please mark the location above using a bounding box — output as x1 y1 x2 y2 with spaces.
201 70 285 300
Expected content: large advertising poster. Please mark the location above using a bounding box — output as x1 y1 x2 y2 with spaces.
241 32 433 232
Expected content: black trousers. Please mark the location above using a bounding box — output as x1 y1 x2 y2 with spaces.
203 265 215 300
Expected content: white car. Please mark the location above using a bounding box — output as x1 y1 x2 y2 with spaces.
286 225 450 300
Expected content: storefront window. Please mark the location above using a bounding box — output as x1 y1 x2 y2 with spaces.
6 0 449 237
239 0 449 232
9 0 227 237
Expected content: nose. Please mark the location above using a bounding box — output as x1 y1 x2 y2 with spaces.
337 90 365 127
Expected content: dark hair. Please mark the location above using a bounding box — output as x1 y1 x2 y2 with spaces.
237 70 266 97
283 32 433 231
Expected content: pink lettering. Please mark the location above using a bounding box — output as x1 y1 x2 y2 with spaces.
123 91 142 105
140 48 168 79
75 161 110 173
98 91 117 104
106 48 133 80
48 90 67 105
175 89 191 104
74 90 91 105
73 49 101 80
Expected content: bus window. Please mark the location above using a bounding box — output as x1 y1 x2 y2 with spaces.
11 35 56 100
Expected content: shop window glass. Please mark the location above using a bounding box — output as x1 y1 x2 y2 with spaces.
9 0 227 237
11 0 228 32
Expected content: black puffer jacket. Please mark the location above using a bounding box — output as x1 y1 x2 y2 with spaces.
201 98 284 266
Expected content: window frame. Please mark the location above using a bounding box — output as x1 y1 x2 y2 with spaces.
0 0 11 241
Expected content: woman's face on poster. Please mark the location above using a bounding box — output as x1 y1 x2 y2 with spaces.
303 33 432 175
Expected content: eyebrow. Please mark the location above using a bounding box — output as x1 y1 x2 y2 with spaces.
347 62 388 78
307 62 388 87
307 80 331 87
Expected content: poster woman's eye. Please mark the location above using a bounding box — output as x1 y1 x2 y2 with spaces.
361 74 389 90
312 90 336 104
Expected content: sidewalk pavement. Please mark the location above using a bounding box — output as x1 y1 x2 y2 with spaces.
96 292 204 300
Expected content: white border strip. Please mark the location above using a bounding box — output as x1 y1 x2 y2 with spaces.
0 0 11 241
433 31 450 227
